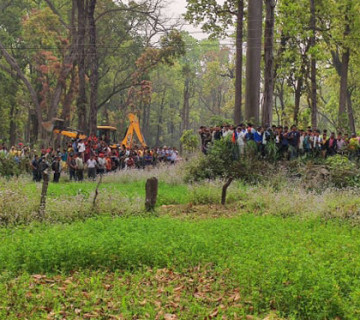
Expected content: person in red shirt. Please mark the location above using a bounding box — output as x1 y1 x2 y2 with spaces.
106 154 112 172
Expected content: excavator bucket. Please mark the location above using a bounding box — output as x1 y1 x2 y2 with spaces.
42 118 66 133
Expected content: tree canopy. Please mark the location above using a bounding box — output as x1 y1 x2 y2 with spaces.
0 0 360 147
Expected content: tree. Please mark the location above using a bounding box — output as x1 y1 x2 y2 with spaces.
309 0 318 129
262 0 277 127
185 0 244 124
245 0 263 123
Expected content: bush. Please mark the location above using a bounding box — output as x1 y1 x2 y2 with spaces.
184 138 238 183
180 130 198 153
184 138 276 185
326 155 360 187
0 154 28 177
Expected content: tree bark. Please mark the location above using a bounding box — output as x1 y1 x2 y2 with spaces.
155 90 166 146
347 88 356 134
88 0 99 135
182 77 190 131
60 69 77 125
293 77 303 125
245 0 263 123
262 0 276 127
76 0 87 132
309 0 317 129
9 104 17 146
0 41 43 127
233 0 244 125
338 48 350 130
221 177 233 205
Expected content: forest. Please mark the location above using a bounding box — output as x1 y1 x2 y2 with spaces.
2 2 360 319
1 0 359 148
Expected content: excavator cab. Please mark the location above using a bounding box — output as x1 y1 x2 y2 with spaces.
96 126 118 148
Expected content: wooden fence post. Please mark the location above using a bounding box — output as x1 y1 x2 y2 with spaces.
145 177 158 211
39 171 49 218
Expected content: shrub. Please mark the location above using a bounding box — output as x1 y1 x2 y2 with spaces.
0 154 28 177
325 155 360 187
180 129 198 153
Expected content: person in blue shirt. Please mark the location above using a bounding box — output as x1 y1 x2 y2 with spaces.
287 125 300 159
245 126 254 141
254 127 264 154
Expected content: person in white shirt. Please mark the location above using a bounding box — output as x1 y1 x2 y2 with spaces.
75 154 84 181
97 154 106 175
86 155 97 180
236 126 246 155
77 139 86 160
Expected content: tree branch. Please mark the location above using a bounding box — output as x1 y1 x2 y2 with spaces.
0 41 43 125
44 0 68 29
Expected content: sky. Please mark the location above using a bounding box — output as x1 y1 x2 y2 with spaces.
165 0 212 40
165 0 233 43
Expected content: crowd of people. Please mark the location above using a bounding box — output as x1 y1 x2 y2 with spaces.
199 123 360 160
0 137 179 182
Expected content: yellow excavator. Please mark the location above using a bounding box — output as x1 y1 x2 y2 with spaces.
121 113 147 148
44 113 146 148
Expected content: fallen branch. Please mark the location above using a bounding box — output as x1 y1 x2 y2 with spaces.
92 174 103 210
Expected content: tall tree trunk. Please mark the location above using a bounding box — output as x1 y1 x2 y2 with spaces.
156 90 166 146
347 89 356 134
293 77 303 125
278 81 285 125
338 48 350 130
9 104 16 146
46 1 77 123
143 103 150 139
76 0 87 132
234 0 244 124
30 109 39 145
338 10 350 131
60 69 77 125
182 77 190 131
88 0 98 135
102 103 109 124
309 0 317 129
245 0 263 123
25 108 31 144
0 42 43 128
141 102 146 135
262 0 276 127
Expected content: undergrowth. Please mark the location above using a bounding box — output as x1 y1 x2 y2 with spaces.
0 215 359 319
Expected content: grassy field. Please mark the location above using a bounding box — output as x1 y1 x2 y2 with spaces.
1 167 360 319
0 214 360 319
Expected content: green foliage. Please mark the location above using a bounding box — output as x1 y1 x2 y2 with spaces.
1 215 360 319
184 138 236 182
208 115 232 127
184 139 275 184
325 154 360 187
0 154 28 177
180 129 198 152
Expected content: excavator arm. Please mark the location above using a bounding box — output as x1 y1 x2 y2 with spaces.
47 118 87 140
121 113 147 148
53 129 87 140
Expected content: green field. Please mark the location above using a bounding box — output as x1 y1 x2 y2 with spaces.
1 171 360 319
0 214 360 319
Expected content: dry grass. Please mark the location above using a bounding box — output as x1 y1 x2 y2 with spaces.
0 163 360 225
